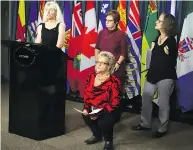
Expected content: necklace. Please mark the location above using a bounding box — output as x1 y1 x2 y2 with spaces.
104 30 114 39
160 36 165 41
94 73 110 86
158 35 166 45
96 74 110 81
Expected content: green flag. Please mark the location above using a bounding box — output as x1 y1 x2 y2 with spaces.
141 0 159 103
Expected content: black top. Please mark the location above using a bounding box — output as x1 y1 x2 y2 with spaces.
41 23 60 47
39 23 62 86
147 36 178 84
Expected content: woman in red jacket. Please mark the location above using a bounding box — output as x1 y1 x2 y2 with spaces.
82 51 121 150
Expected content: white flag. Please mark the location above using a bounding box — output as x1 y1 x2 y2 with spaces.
176 12 193 112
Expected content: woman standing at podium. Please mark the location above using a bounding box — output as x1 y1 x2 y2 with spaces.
35 1 65 48
35 1 66 86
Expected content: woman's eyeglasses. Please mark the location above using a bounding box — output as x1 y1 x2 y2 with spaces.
95 61 109 65
105 19 114 22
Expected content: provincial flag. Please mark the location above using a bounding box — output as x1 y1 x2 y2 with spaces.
62 1 72 53
98 1 110 33
16 0 26 42
125 0 142 99
166 0 176 16
38 0 45 24
176 2 193 112
141 0 159 104
62 1 72 93
67 0 83 95
117 0 127 33
27 1 38 43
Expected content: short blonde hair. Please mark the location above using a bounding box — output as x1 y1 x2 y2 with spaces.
98 51 115 74
43 1 64 23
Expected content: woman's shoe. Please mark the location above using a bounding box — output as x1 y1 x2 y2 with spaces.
84 136 102 144
152 131 167 138
104 141 113 150
131 124 151 131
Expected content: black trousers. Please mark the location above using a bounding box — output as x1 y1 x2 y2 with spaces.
82 112 117 141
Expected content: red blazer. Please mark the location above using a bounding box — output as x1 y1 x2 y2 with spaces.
83 72 121 113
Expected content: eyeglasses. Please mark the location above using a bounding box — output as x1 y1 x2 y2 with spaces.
105 19 114 22
95 61 109 65
157 19 164 23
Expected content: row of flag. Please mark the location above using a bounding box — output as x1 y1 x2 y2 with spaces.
15 0 193 112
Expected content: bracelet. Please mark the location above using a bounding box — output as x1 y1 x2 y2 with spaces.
116 62 121 65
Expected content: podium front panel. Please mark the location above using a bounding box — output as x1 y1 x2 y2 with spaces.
9 44 66 140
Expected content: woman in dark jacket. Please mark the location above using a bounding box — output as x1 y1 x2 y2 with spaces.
132 13 178 138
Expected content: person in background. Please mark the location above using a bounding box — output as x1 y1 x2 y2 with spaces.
82 51 122 150
95 10 128 91
132 13 178 138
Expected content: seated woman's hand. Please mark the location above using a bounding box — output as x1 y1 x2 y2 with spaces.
83 109 89 116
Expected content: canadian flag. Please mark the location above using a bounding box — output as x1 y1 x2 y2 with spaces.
78 0 98 97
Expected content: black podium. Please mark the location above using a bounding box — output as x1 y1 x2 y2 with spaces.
2 40 68 140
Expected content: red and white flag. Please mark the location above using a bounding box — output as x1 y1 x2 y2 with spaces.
67 0 84 93
79 0 98 97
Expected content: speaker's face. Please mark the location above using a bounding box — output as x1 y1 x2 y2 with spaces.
45 7 57 21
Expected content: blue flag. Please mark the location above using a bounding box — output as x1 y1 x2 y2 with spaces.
27 1 38 43
98 1 110 32
125 0 142 99
62 1 72 93
62 1 72 53
166 0 176 16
